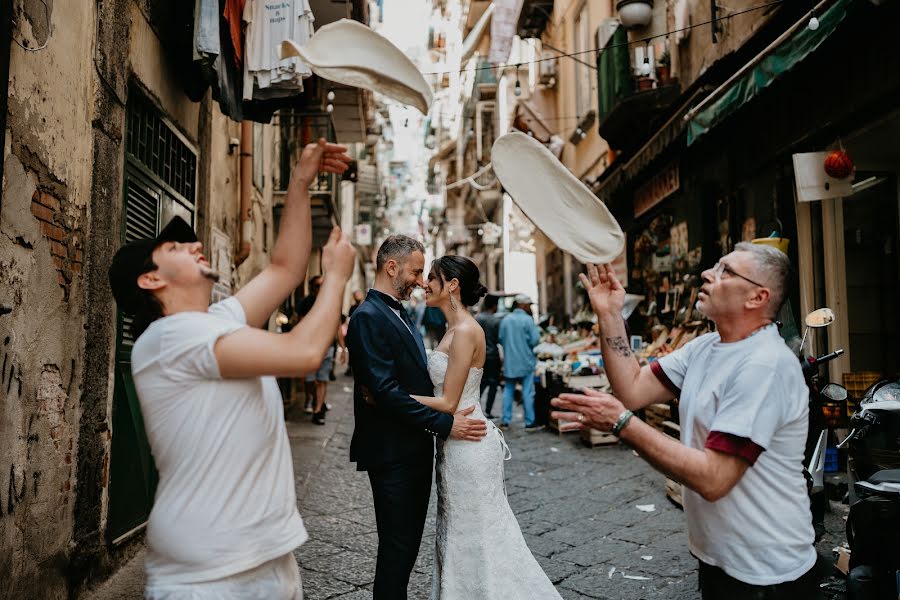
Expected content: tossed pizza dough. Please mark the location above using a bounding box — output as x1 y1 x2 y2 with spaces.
491 132 625 264
280 19 432 114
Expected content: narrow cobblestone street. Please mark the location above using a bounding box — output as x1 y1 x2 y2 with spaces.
84 374 847 600
295 375 703 600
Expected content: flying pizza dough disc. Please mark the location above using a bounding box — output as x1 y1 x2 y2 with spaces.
491 132 625 264
280 19 432 114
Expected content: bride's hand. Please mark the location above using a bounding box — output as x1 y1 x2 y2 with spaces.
449 405 488 441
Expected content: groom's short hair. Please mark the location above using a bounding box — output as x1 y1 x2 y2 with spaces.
376 235 425 272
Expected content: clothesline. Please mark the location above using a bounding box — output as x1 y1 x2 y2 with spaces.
421 0 788 76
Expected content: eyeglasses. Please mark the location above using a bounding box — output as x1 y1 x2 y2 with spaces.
712 262 766 288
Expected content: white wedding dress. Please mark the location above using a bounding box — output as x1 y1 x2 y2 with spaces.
428 351 563 599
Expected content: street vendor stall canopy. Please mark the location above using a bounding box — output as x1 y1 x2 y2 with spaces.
685 0 851 145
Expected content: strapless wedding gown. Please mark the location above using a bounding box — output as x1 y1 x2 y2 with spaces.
428 351 563 599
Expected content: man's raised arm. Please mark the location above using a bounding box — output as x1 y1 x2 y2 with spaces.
582 264 674 410
235 139 352 328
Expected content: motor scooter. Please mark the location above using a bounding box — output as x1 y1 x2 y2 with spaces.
838 379 900 599
800 308 845 540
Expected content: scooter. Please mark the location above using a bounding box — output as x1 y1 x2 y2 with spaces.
800 308 845 541
839 379 900 599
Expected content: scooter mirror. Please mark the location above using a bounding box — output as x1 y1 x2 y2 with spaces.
822 383 848 402
805 308 835 328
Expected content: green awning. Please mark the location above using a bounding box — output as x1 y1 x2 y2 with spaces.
687 0 851 145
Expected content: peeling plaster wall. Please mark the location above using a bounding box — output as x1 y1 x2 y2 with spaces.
0 0 95 597
2 0 282 595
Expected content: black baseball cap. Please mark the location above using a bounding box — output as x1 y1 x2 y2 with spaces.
108 216 198 313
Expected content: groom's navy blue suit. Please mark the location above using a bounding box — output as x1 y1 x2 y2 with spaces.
346 289 453 600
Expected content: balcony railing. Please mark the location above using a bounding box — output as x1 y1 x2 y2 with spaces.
596 23 680 151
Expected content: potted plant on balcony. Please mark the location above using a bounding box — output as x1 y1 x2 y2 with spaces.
656 49 671 84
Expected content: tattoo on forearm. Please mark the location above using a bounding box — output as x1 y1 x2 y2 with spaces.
605 336 633 357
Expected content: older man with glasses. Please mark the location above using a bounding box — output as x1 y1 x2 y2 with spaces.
552 243 820 600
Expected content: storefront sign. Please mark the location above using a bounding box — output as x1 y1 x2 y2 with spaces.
634 164 680 217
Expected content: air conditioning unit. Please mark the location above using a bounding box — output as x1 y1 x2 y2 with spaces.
596 18 621 50
538 50 557 85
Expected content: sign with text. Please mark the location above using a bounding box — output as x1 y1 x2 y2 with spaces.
634 163 680 217
354 224 372 246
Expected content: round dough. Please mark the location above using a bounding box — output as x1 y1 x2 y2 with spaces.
280 19 432 114
491 132 625 264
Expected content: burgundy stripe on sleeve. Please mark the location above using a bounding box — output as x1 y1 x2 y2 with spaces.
650 361 680 396
706 431 765 465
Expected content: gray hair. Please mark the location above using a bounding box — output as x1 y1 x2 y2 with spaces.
376 235 425 272
734 242 791 317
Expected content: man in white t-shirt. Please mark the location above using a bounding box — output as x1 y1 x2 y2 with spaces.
551 243 821 599
108 140 355 599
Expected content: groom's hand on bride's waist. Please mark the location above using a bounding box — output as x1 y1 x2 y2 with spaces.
449 406 488 442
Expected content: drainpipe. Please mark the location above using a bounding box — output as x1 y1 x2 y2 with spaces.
235 121 252 267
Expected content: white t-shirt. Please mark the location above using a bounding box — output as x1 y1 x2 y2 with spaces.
131 297 308 586
243 0 314 99
656 324 815 586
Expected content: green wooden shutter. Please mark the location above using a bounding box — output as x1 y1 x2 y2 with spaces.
107 93 196 544
597 24 633 123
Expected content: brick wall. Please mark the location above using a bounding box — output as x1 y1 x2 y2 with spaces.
30 183 84 297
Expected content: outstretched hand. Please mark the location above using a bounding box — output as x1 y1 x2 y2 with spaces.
580 263 626 321
321 226 356 283
292 139 352 188
449 405 488 442
550 388 627 432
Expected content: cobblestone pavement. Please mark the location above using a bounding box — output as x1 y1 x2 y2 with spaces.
297 376 701 600
82 374 848 599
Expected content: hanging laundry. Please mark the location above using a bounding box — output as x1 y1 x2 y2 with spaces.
489 0 524 65
224 0 247 68
242 0 314 101
195 0 221 58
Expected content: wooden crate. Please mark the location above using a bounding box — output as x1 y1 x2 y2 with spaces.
665 477 684 508
644 403 671 432
581 427 618 447
662 420 680 440
548 416 581 434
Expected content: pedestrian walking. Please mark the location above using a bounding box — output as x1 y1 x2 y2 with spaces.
553 244 821 600
107 139 355 599
498 294 541 429
475 294 503 418
297 275 346 424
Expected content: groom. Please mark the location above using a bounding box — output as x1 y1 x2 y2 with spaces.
346 235 487 600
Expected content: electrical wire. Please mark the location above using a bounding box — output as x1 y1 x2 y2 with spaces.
422 0 787 76
12 0 51 52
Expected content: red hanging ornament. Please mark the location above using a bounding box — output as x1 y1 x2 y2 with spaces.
824 150 854 180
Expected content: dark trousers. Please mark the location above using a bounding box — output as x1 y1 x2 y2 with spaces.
480 355 501 415
368 460 433 600
699 561 823 600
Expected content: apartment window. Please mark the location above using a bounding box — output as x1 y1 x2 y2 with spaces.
573 2 594 119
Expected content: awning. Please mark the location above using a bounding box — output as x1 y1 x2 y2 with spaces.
592 88 709 204
686 0 850 145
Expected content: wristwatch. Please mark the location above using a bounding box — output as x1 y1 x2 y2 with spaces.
612 410 634 437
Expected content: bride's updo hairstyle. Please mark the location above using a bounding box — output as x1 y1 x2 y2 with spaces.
433 255 488 307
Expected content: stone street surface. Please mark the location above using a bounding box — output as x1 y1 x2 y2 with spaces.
83 374 846 600
295 375 699 600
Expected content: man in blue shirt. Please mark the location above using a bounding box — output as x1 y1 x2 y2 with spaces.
498 294 542 429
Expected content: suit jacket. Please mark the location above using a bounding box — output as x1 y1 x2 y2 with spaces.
346 290 453 470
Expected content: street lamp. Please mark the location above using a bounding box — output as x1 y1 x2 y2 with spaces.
616 0 653 29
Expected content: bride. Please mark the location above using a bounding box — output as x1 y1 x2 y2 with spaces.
411 255 563 599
